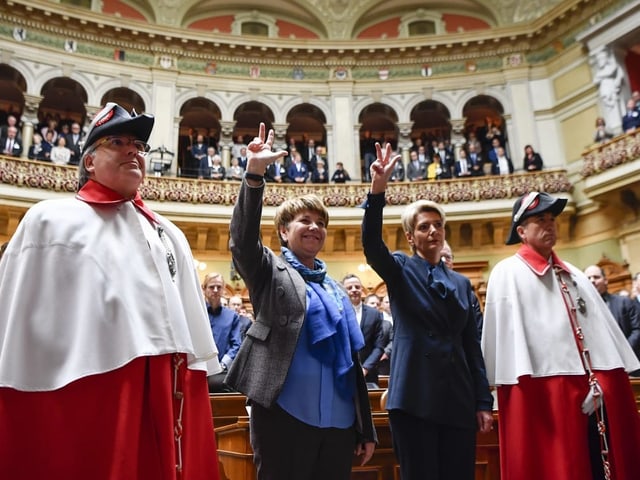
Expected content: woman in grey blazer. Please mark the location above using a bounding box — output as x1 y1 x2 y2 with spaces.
227 123 376 480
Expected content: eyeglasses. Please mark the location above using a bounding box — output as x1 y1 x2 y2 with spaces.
93 136 150 155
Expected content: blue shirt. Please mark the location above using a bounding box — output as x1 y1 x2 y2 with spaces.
277 286 357 429
207 305 242 368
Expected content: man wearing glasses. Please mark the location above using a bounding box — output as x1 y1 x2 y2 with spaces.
482 191 640 480
0 103 221 479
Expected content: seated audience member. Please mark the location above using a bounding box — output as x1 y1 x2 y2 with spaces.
310 158 329 183
490 146 514 175
522 144 544 172
622 98 640 133
406 150 426 181
226 156 244 181
584 265 640 373
1 126 22 157
331 161 351 183
594 117 614 144
49 136 71 165
287 150 309 183
210 155 226 181
265 155 289 183
454 149 472 177
27 133 48 161
343 274 386 388
426 153 451 180
467 143 485 176
202 273 242 393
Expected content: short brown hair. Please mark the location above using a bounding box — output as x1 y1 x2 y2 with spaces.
274 194 329 246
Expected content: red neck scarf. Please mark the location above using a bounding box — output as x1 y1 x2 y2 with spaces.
516 243 570 276
76 179 156 224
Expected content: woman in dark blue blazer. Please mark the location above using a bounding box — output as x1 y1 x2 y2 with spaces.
361 142 494 480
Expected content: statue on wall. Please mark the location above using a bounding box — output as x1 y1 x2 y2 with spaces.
592 46 626 133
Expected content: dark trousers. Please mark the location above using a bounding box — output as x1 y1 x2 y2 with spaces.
250 402 356 480
389 409 476 480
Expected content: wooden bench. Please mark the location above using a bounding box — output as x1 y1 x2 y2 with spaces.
214 378 640 480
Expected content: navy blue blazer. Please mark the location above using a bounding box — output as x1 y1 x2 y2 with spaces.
362 192 493 428
603 292 640 360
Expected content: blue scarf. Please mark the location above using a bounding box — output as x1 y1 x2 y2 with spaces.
281 247 365 396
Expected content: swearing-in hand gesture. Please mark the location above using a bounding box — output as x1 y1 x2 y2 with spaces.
245 122 287 179
370 142 401 194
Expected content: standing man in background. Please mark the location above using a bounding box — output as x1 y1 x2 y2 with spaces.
343 274 386 388
584 264 640 374
202 272 242 392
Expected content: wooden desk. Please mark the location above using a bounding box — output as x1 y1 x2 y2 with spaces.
212 392 499 480
214 378 640 480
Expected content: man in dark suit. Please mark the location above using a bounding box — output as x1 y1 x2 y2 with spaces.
343 274 386 387
65 122 84 166
585 265 640 371
467 143 485 176
1 126 23 157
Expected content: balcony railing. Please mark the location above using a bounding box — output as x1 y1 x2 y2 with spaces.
0 156 572 208
581 129 640 178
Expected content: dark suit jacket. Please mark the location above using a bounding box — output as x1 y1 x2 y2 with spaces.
467 152 485 176
1 136 22 157
287 162 309 183
358 304 385 384
362 192 493 428
265 162 289 183
603 292 640 360
227 179 376 445
65 133 84 166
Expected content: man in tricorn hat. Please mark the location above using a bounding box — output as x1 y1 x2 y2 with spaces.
482 191 640 480
0 103 220 479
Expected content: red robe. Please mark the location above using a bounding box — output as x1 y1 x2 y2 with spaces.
0 354 219 480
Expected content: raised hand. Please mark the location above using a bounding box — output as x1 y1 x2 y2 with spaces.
245 122 287 176
370 142 401 194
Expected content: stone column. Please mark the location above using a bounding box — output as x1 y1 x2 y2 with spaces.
353 123 362 180
19 95 41 159
272 122 289 151
450 119 466 159
219 121 236 167
398 122 414 165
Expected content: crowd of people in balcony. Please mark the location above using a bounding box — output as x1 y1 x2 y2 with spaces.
5 94 640 183
593 90 640 144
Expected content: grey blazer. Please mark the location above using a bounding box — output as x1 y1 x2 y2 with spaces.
227 179 376 444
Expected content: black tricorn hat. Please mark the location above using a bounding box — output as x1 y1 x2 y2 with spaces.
81 102 154 155
505 191 567 245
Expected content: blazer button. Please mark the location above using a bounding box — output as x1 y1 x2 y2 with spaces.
425 353 431 359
